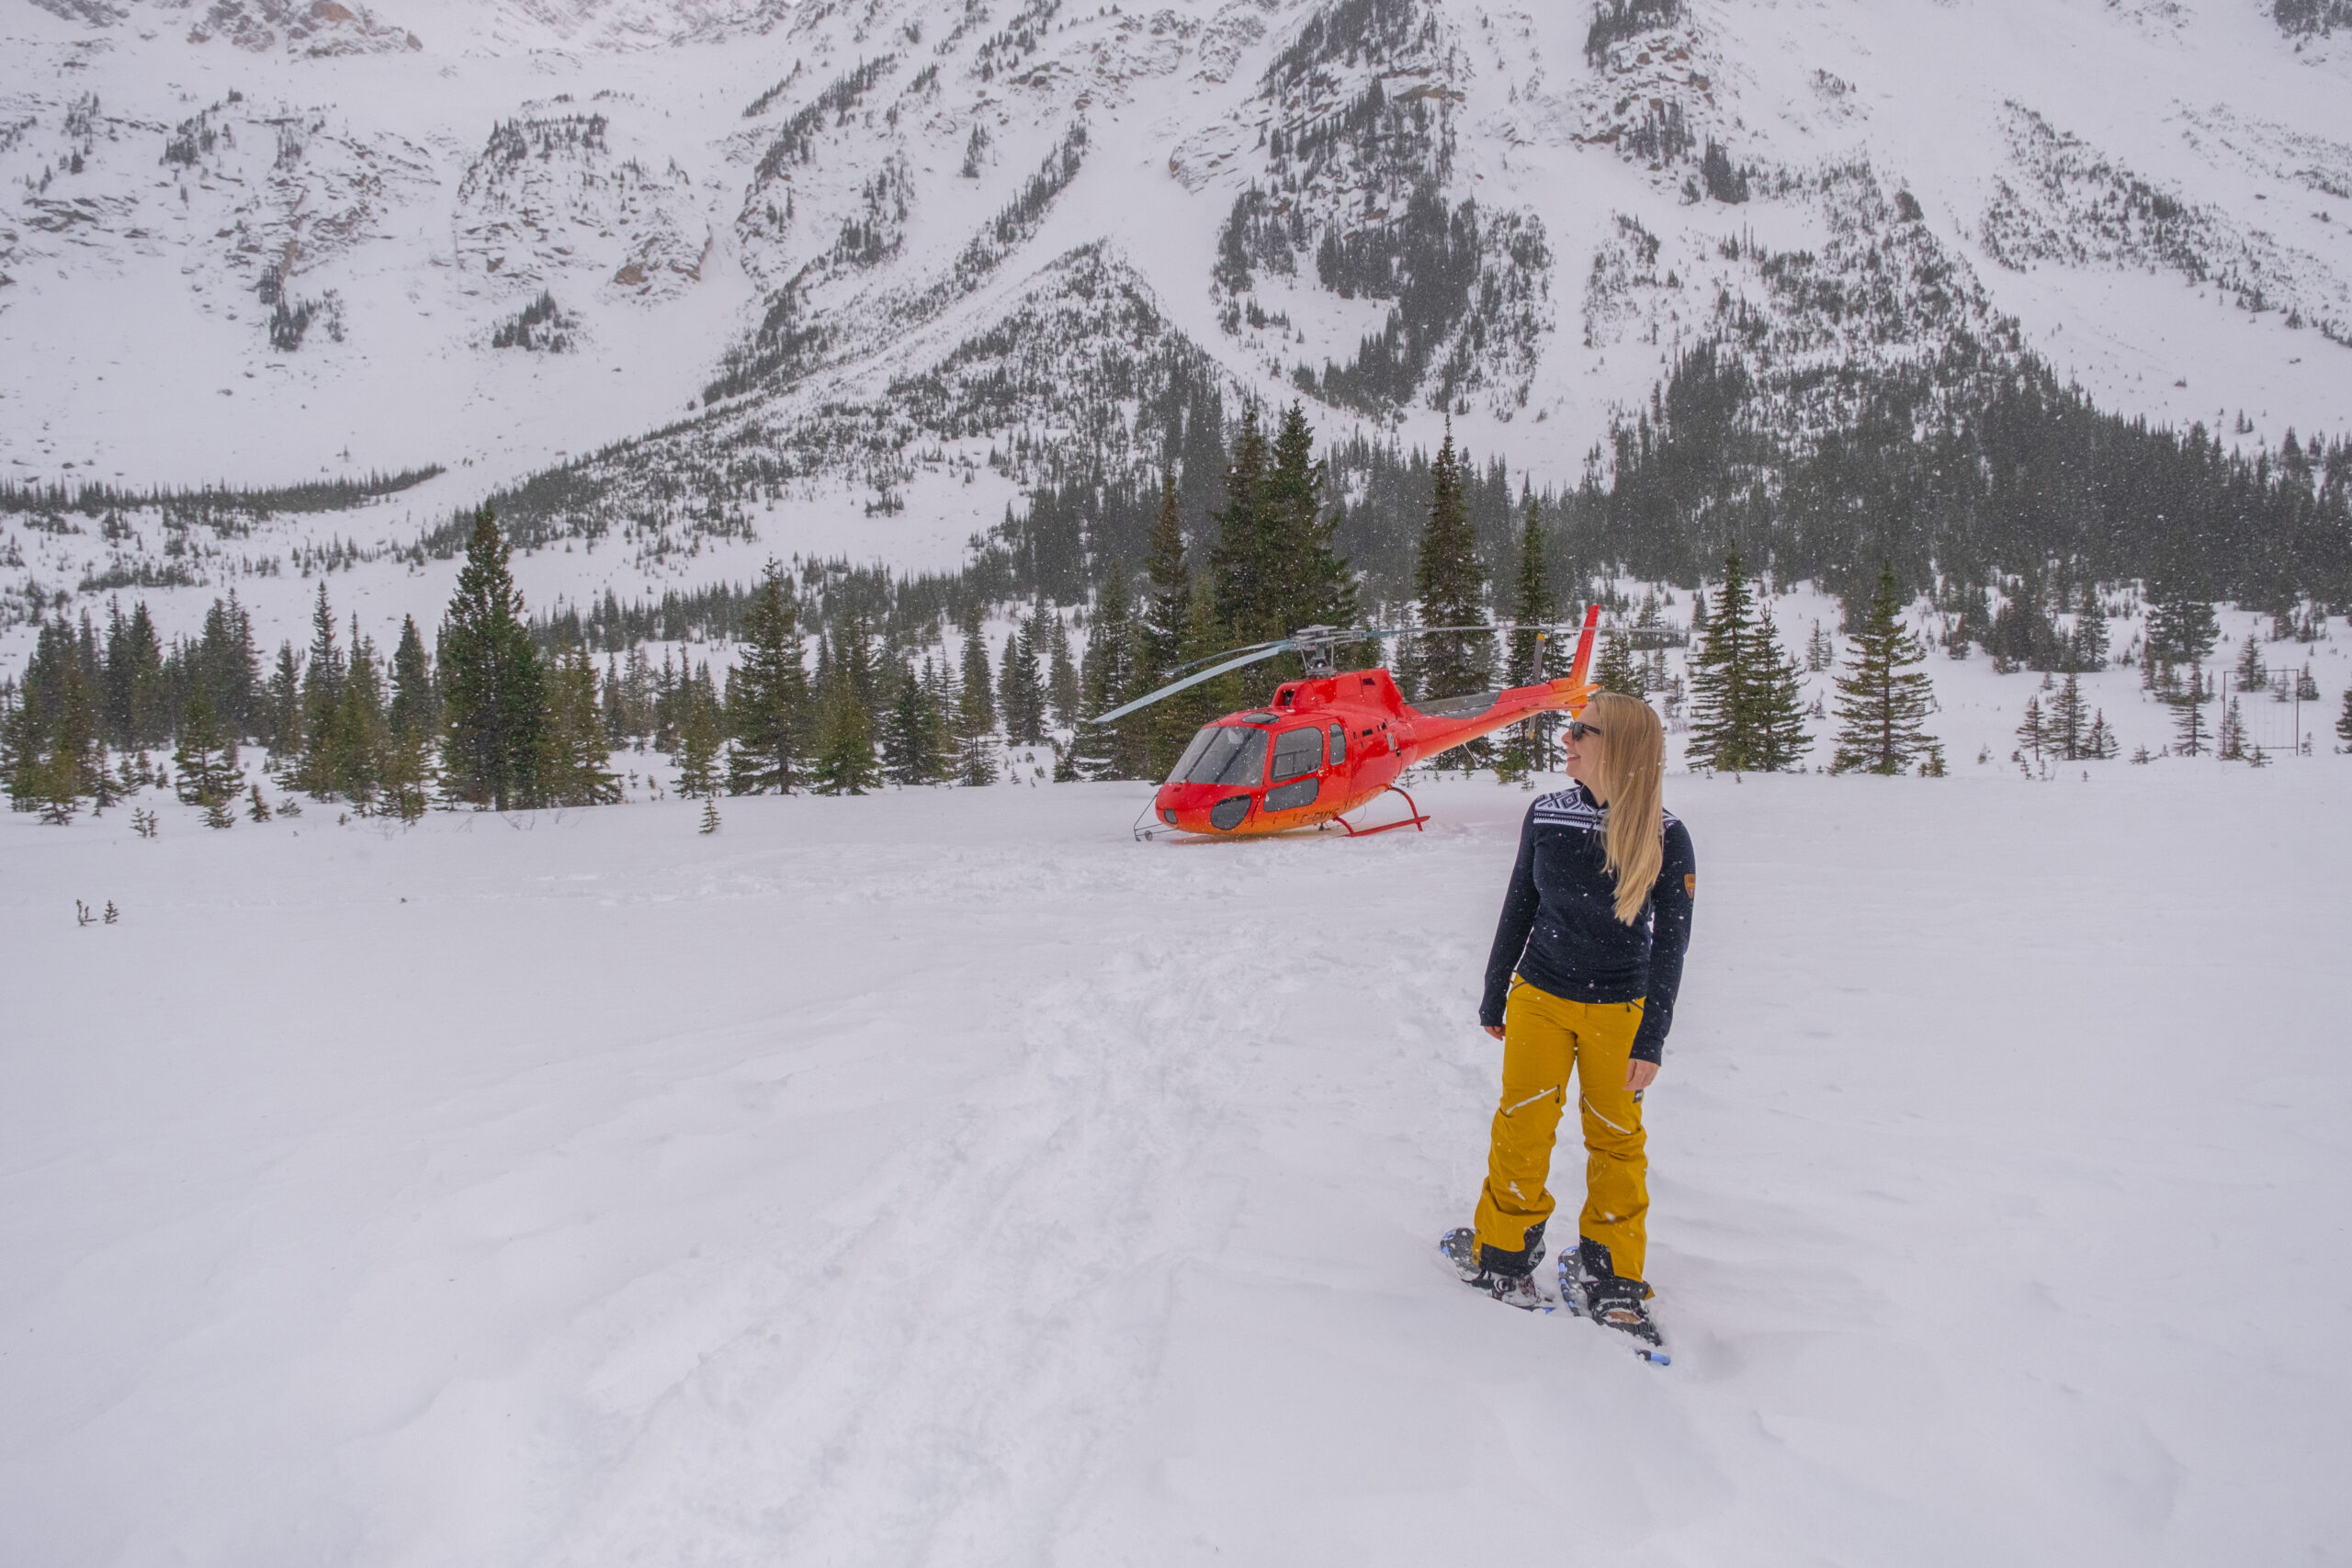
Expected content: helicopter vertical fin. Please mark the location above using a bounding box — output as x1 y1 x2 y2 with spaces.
1565 603 1600 694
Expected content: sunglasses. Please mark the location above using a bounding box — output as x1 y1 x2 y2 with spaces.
1566 719 1604 740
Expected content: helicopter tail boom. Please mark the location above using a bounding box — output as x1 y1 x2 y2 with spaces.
1394 605 1602 765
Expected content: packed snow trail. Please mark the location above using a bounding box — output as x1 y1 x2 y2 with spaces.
3 767 2349 1566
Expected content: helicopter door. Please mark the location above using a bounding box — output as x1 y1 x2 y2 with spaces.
1264 728 1324 811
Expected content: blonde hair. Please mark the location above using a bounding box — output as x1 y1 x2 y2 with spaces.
1583 692 1667 925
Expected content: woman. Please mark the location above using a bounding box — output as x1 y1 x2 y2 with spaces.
1443 692 1695 1347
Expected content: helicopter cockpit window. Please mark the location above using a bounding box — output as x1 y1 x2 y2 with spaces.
1328 723 1346 764
1168 725 1270 786
1165 727 1217 784
1270 727 1323 784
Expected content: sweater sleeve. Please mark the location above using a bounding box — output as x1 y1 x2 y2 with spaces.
1479 807 1543 1028
1629 819 1696 1063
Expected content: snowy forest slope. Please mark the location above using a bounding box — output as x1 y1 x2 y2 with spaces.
3 0 2349 667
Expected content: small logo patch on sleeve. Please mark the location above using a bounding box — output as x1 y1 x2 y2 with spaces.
1684 874 1697 897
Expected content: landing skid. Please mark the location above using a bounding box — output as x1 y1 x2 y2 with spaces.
1330 784 1429 838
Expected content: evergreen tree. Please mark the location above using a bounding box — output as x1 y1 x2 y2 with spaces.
999 613 1047 746
173 687 239 807
439 506 547 811
194 592 260 738
1187 579 1252 719
2015 694 2050 766
919 656 958 780
46 654 102 823
1951 584 1994 659
295 583 346 796
98 599 131 748
2217 694 2247 761
1805 619 1837 673
2148 595 2220 667
1262 400 1359 642
540 640 620 806
1498 493 1559 776
956 619 998 785
335 626 391 811
103 600 169 750
1687 550 1761 771
603 655 630 744
1389 600 1427 701
830 614 877 731
2171 660 2211 756
388 615 438 748
674 668 725 798
812 664 880 795
613 646 655 747
2338 684 2352 750
1747 599 1812 772
2050 672 2087 761
882 660 938 785
2084 709 2119 760
956 618 997 734
1830 567 1938 775
1593 632 1642 697
1045 610 1080 731
2069 585 2109 671
2233 636 2267 696
381 724 435 822
728 561 813 794
650 650 684 755
0 679 28 811
1988 582 2060 673
1208 403 1278 645
263 641 303 776
6 622 103 822
1412 422 1493 700
1138 472 1199 778
89 745 119 815
1072 560 1140 781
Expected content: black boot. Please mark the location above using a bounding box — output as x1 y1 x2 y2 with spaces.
1441 1224 1548 1311
1479 1219 1547 1280
1563 1236 1662 1347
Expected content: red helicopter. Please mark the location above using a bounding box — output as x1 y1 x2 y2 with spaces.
1091 604 1602 839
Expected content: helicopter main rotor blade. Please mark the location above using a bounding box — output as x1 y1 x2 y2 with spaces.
1086 641 1297 726
1337 621 1587 641
1162 636 1295 679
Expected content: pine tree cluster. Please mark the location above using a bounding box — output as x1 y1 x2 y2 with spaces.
2014 673 2119 768
1685 551 1810 773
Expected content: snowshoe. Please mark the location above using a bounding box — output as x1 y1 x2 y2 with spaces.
1439 1226 1549 1313
1559 1236 1668 1364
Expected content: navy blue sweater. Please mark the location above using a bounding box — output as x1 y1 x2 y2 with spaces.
1479 784 1696 1062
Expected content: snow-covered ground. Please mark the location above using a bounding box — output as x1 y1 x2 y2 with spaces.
6 762 2348 1565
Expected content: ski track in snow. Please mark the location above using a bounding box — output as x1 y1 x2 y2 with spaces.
4 767 2349 1565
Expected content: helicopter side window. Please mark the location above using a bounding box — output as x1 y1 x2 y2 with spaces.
1173 725 1270 787
1270 727 1323 784
1328 723 1346 764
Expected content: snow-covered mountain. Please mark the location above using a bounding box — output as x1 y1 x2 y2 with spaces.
2 0 2348 656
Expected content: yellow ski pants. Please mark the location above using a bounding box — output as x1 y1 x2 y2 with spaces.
1473 980 1651 1280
